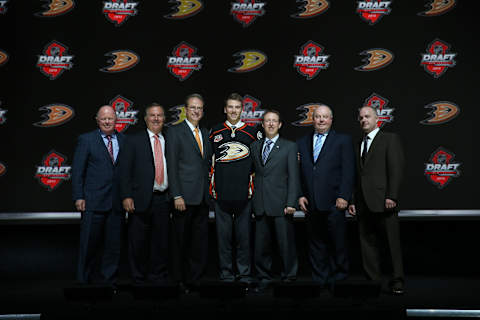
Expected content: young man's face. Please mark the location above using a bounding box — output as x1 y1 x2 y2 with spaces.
224 99 243 124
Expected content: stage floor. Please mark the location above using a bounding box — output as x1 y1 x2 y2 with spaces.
1 275 479 319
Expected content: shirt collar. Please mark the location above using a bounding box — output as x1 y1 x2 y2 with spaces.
147 128 163 139
226 120 244 128
185 119 198 132
366 127 380 140
265 134 279 145
315 130 329 137
100 130 116 139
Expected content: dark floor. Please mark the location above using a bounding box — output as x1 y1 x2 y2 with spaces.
1 275 479 319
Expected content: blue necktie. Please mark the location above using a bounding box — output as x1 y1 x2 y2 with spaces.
313 133 324 162
262 139 273 165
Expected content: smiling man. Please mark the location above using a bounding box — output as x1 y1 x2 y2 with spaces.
209 93 261 285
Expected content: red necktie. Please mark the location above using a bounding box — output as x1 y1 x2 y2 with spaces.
106 135 114 163
153 134 164 185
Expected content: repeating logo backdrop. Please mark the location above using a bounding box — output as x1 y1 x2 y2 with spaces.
0 1 477 211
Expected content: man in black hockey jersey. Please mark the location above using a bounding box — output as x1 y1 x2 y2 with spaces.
209 93 262 284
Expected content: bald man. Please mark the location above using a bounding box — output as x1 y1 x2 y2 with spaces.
72 105 125 284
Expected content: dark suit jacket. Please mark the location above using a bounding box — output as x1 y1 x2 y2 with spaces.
118 129 168 213
297 130 355 211
166 121 212 205
354 130 404 212
251 137 300 216
72 129 124 212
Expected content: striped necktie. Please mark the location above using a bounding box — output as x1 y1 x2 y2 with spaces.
313 133 324 162
262 139 273 165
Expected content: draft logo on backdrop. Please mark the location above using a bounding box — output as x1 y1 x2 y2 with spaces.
167 42 203 81
418 0 455 16
292 103 324 126
355 48 394 71
230 0 266 27
164 0 203 19
363 93 394 128
36 0 75 17
291 0 329 18
166 104 187 126
0 101 7 124
0 0 9 14
420 39 456 78
100 50 139 73
109 95 138 132
36 41 74 80
35 150 72 191
0 49 8 66
424 147 461 189
294 41 329 80
228 50 267 73
420 101 459 125
356 0 392 25
241 95 265 128
103 0 139 26
0 162 6 177
34 104 75 127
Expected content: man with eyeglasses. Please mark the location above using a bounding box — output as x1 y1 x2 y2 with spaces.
72 105 125 285
166 93 212 293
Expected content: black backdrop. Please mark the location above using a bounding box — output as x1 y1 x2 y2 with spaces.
0 1 478 212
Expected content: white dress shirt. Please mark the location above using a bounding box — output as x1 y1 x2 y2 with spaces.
360 127 380 156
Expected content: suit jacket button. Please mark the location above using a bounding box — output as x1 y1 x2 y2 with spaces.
313 166 316 170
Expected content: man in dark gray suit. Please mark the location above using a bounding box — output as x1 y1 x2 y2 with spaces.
166 93 212 292
348 106 405 295
251 110 300 291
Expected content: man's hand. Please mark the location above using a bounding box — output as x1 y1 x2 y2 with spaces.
123 198 135 213
336 198 348 210
75 199 85 212
348 204 356 216
284 206 296 215
174 197 186 212
385 198 397 210
298 197 309 213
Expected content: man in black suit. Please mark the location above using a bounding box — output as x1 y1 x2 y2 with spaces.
72 105 124 284
166 93 212 291
297 105 355 287
119 103 170 284
348 106 405 295
251 110 300 290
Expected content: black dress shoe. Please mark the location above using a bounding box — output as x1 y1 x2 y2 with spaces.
390 282 404 296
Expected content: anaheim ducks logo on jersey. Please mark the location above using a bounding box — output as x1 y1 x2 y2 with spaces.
228 50 267 73
0 162 6 176
291 0 329 18
110 95 138 132
418 0 455 16
355 48 394 71
0 49 8 66
216 142 250 163
424 147 461 189
420 101 459 125
230 0 266 27
292 103 324 126
0 1 8 14
167 42 203 81
356 0 392 25
165 0 203 19
363 93 394 128
34 104 75 127
36 41 74 80
166 105 187 126
100 50 139 73
103 0 139 26
35 150 72 191
420 39 456 78
294 41 330 80
36 0 75 17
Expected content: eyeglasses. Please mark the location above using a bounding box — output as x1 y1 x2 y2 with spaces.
187 106 203 111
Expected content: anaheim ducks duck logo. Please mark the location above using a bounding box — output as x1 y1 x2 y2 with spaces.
35 150 72 191
228 50 267 73
217 141 250 162
36 41 74 80
294 41 330 80
363 93 394 128
356 0 392 25
420 39 456 78
0 1 8 14
100 50 139 73
231 0 266 27
34 104 75 127
166 105 186 126
424 147 461 189
0 162 6 176
292 103 323 126
0 49 8 66
418 0 455 16
36 0 75 17
355 48 394 71
103 0 139 26
420 101 459 125
291 0 329 18
165 0 203 19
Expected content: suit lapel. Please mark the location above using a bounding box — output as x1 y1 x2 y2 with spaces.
265 137 281 166
307 132 314 164
143 130 155 167
181 121 203 157
96 130 113 165
364 130 383 165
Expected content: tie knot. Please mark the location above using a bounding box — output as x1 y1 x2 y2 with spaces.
194 127 199 133
266 139 273 146
363 135 369 142
153 134 159 140
106 135 112 141
316 133 323 138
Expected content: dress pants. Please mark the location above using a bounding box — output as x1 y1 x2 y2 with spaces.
356 194 404 286
172 201 209 285
214 200 252 282
254 214 298 284
128 191 170 284
77 209 123 284
306 208 349 285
